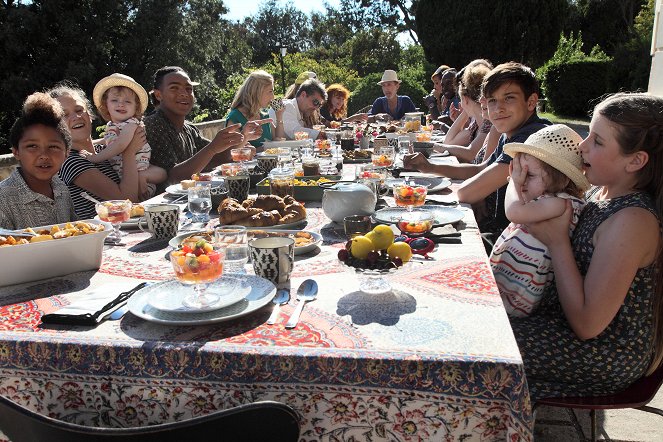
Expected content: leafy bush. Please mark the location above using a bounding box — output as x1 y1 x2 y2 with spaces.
347 72 427 115
542 60 612 116
537 33 612 117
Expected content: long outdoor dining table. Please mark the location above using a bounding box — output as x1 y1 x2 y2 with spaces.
0 170 532 441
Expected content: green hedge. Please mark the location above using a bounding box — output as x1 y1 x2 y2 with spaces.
540 59 611 117
347 72 427 115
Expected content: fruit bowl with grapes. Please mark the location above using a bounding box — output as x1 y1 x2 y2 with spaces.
337 225 413 294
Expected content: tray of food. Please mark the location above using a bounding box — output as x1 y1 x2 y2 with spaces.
0 220 111 287
255 176 339 201
342 149 372 163
217 195 307 228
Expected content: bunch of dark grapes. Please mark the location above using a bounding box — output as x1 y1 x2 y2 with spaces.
337 248 401 270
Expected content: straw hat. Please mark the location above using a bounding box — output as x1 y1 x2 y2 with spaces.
93 73 149 114
295 71 317 85
504 124 590 191
377 70 402 85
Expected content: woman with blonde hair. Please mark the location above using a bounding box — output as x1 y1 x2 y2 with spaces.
226 70 285 148
321 83 368 126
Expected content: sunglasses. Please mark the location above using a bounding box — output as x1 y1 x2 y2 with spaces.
394 235 435 258
312 98 323 108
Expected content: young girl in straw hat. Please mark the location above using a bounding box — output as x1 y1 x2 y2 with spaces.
90 73 166 198
490 124 590 317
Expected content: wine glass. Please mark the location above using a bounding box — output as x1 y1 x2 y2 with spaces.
230 147 253 169
95 200 132 244
372 146 395 168
170 238 225 309
393 181 429 212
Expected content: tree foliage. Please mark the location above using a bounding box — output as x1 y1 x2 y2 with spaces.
0 0 251 153
244 0 312 66
415 0 569 69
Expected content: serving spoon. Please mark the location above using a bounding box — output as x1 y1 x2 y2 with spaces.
0 228 36 237
266 288 291 325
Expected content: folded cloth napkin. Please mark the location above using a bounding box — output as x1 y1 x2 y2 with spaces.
41 282 147 326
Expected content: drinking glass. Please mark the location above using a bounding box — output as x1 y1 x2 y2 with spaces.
372 146 395 168
397 136 412 154
95 200 132 244
188 185 212 222
170 240 225 308
215 225 248 273
393 181 429 212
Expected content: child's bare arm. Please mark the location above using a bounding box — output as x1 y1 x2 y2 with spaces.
90 122 139 163
505 154 567 223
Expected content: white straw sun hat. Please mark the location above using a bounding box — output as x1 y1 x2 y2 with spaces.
93 73 149 114
377 70 402 85
504 124 590 192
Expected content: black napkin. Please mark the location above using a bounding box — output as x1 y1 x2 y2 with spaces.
41 282 147 326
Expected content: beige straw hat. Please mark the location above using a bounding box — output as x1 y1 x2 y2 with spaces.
377 70 402 85
93 73 149 114
504 124 590 191
295 71 317 85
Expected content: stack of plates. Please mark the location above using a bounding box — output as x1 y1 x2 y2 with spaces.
126 274 276 325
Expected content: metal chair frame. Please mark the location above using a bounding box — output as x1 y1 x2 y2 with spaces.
534 361 663 441
0 396 300 442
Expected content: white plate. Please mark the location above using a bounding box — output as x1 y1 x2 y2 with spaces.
262 140 310 148
385 177 452 192
146 276 251 313
127 273 276 325
374 206 464 226
165 184 187 195
169 229 320 255
247 229 322 255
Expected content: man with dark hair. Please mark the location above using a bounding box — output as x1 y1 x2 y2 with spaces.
144 66 260 185
281 78 327 140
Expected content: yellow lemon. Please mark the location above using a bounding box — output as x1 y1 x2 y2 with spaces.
350 235 374 259
387 242 413 263
366 224 395 251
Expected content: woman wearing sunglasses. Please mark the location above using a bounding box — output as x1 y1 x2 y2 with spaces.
281 78 328 140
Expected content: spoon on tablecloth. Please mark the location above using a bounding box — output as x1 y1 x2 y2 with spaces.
285 279 318 329
266 288 291 325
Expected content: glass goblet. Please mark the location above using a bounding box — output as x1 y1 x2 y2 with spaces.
393 181 429 212
95 199 132 244
170 240 225 309
371 146 395 168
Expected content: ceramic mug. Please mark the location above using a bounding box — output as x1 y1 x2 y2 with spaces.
224 175 250 202
249 237 295 284
210 182 229 211
138 204 180 239
257 156 279 174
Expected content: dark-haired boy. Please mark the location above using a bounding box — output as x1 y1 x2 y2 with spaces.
145 66 263 185
404 62 550 243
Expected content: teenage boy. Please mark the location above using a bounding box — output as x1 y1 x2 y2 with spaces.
404 62 550 241
145 66 263 185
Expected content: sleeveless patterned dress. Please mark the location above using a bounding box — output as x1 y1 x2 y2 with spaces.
510 191 659 402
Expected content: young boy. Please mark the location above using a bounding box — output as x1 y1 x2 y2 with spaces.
404 62 550 242
0 93 76 229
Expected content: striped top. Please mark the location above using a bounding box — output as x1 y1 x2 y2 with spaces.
59 149 120 219
490 192 585 317
0 168 76 230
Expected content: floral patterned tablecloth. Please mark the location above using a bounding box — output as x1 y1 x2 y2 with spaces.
0 191 531 441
